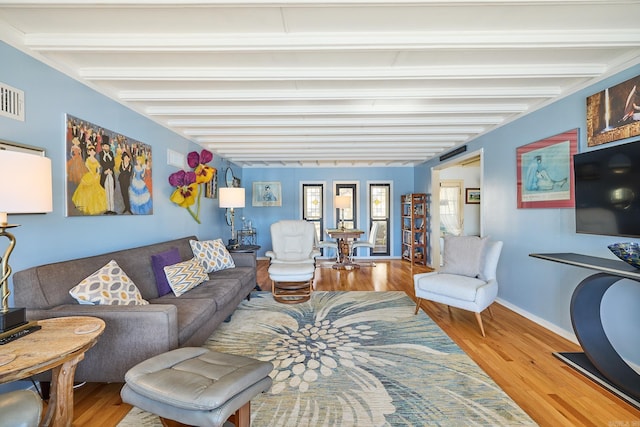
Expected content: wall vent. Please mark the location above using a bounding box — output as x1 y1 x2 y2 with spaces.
0 82 25 121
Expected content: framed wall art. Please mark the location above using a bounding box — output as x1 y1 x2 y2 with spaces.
586 74 640 147
252 181 281 207
66 114 153 216
516 128 578 209
465 188 480 204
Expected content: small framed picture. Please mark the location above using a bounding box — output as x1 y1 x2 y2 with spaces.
204 169 217 199
465 188 480 204
252 181 282 207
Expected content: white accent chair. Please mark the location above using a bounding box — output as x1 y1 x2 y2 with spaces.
266 220 320 303
414 236 503 337
351 222 379 259
315 233 338 260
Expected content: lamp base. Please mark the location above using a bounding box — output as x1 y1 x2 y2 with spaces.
227 239 240 249
0 307 27 333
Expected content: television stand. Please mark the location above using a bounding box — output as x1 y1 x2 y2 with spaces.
530 253 640 410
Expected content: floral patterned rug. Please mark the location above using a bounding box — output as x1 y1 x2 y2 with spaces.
118 291 536 426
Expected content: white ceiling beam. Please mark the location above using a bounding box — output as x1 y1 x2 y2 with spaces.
147 104 528 115
167 116 506 127
81 64 605 81
217 150 443 156
206 141 456 149
2 0 635 5
26 30 640 51
217 152 441 159
183 126 485 136
119 86 561 101
197 134 468 143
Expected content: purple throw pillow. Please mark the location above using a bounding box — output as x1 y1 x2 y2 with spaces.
151 248 182 297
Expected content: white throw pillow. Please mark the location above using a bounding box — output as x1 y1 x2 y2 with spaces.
439 235 488 278
163 257 209 297
189 239 235 273
69 260 148 305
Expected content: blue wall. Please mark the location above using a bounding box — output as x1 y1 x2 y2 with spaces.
241 167 414 257
416 63 640 366
0 41 235 298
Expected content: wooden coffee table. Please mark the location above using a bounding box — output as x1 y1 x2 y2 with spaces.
0 316 105 427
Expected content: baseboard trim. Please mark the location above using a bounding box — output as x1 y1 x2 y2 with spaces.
495 298 578 344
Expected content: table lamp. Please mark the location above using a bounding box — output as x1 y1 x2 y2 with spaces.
335 195 351 230
0 148 53 335
219 187 245 248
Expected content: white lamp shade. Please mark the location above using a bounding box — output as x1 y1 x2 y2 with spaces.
219 187 245 208
335 195 351 209
0 150 53 215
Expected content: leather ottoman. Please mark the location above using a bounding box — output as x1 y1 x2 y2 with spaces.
120 347 272 427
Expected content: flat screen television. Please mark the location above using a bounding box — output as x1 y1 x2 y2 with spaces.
574 140 640 237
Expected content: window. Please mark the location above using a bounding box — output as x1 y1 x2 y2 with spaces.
440 180 463 236
368 183 390 255
335 183 356 230
302 183 325 244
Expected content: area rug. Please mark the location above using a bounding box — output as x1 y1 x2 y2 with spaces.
118 291 536 426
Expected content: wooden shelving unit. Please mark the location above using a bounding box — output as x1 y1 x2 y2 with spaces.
401 193 428 265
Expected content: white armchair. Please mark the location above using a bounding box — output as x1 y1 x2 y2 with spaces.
351 222 379 258
414 236 503 337
315 231 338 259
266 220 319 303
265 220 320 264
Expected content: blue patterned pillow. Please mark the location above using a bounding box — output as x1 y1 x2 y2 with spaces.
189 239 235 273
163 257 209 297
69 260 148 305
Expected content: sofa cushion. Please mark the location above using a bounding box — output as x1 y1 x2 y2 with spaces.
209 266 255 290
157 277 244 312
164 258 209 297
149 296 218 346
189 239 235 273
151 248 182 297
439 235 488 278
69 260 149 305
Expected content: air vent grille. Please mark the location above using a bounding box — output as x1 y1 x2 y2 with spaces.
0 82 25 121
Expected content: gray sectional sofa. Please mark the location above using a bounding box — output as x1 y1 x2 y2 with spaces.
13 236 256 383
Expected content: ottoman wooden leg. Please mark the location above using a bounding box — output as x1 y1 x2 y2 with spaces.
160 417 189 427
230 401 251 427
157 402 252 427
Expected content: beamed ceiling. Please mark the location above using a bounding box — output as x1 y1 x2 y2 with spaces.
2 1 640 167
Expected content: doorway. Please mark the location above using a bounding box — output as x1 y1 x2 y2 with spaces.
430 150 483 267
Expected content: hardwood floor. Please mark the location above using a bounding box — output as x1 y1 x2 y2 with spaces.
69 259 640 426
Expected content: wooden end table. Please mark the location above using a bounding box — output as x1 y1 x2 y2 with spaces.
0 316 105 426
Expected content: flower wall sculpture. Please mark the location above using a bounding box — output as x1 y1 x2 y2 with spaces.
168 149 215 223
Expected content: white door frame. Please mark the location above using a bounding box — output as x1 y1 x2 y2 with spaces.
429 148 484 267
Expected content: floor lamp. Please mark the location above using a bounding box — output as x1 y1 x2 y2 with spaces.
219 187 245 248
335 195 351 230
0 149 53 336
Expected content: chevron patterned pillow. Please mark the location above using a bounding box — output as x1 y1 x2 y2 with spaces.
163 257 209 297
189 239 235 273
